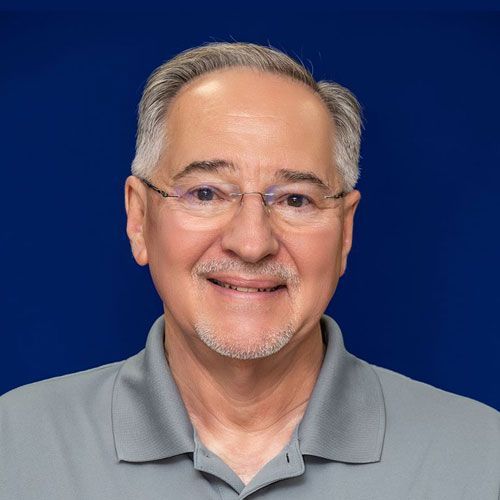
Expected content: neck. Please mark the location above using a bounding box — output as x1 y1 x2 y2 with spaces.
164 314 325 438
163 313 325 484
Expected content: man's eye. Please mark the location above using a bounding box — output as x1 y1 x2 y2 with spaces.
188 187 218 202
285 194 311 208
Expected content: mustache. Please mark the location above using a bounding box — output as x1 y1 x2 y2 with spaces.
192 259 300 286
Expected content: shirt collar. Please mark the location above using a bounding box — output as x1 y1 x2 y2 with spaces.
112 314 386 464
298 315 386 463
112 315 194 462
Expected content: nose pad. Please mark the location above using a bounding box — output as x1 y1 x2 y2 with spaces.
238 192 271 215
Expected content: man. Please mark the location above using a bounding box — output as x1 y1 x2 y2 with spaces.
1 42 499 499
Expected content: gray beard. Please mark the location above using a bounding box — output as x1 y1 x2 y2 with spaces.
194 323 295 360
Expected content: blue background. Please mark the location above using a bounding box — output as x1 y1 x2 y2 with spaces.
1 11 499 410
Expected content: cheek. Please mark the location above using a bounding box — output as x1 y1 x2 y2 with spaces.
144 212 219 298
285 227 343 302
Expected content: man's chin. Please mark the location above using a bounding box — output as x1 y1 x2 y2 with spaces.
193 321 295 361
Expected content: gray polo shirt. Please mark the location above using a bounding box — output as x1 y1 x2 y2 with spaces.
1 314 499 499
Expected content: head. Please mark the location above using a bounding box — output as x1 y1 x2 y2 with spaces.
125 42 362 360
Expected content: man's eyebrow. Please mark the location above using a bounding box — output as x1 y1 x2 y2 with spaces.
274 168 331 189
171 159 236 182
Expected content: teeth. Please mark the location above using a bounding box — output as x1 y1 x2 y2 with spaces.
210 278 281 293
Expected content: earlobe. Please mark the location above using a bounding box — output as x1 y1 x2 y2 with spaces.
339 190 361 277
125 175 149 266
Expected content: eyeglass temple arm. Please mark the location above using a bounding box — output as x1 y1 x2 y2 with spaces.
324 191 346 200
140 178 172 198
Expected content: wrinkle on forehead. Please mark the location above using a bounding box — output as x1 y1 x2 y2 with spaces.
164 68 337 185
225 112 284 119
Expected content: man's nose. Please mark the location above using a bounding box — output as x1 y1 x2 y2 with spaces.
220 193 280 263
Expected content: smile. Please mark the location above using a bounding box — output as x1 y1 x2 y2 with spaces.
207 278 285 293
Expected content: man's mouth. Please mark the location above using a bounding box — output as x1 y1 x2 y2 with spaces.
207 277 286 293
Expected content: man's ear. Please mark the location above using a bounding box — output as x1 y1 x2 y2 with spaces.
125 175 149 266
339 189 361 277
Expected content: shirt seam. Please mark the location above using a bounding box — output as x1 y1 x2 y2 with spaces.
367 360 387 458
111 357 128 462
1 360 125 398
216 483 226 500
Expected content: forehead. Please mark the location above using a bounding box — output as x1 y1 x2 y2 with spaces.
162 68 337 183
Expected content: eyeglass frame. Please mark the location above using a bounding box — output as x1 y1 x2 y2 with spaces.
137 176 347 208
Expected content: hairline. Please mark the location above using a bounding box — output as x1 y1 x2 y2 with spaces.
131 43 362 192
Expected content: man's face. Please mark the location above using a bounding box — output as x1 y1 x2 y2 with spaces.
125 68 360 359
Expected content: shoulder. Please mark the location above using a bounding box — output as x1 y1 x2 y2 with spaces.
0 361 132 497
372 362 499 418
370 362 500 457
0 361 125 426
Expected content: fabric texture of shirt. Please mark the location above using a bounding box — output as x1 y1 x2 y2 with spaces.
1 314 499 499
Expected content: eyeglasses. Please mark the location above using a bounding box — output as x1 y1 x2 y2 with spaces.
138 176 346 226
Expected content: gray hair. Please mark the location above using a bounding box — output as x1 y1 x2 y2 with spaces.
131 42 362 191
